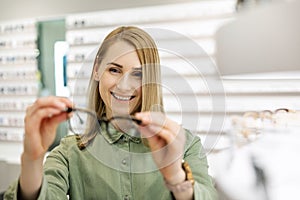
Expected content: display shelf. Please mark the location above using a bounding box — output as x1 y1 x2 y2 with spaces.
0 78 38 82
0 19 39 143
0 86 39 95
0 39 37 50
0 109 28 112
66 13 235 31
0 96 36 113
64 1 300 135
0 20 36 34
0 45 37 51
68 35 216 48
69 42 100 47
0 124 24 129
64 1 236 135
0 25 36 34
65 0 299 137
0 113 25 127
0 55 38 65
65 1 235 30
0 78 37 82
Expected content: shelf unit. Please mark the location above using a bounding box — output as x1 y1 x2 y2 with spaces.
65 0 236 135
65 0 300 137
0 19 39 143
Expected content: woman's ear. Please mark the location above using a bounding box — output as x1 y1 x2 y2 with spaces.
94 71 100 81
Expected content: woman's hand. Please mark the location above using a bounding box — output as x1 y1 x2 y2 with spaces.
135 112 186 185
23 96 73 160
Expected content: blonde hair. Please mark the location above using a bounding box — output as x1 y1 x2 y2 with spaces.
78 26 164 148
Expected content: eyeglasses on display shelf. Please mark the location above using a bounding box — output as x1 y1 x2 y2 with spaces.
271 108 300 128
73 36 84 45
0 55 37 65
0 85 38 95
230 108 300 145
0 70 37 80
66 107 142 138
217 107 300 200
0 39 36 49
0 128 24 141
73 20 86 28
0 22 36 34
0 115 24 127
0 101 32 111
67 67 90 79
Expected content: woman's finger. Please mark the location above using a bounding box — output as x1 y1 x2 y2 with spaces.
25 107 69 135
135 112 180 133
138 124 175 142
26 96 72 117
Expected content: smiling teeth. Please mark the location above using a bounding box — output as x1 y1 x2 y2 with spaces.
112 93 132 101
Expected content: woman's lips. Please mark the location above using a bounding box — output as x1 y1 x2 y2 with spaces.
111 91 135 101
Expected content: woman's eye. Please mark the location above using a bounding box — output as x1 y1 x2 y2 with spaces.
132 71 142 78
108 67 121 74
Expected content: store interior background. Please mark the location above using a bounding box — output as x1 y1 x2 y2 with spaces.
1 0 299 199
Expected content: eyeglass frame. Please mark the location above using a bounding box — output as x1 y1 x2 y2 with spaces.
65 107 142 135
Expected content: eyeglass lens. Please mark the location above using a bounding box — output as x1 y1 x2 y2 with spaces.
68 109 98 135
68 108 142 137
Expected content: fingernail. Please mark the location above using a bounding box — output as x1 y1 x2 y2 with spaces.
56 102 66 110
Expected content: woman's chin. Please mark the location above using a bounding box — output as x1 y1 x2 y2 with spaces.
111 108 131 116
110 102 139 116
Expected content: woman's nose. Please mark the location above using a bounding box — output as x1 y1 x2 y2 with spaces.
116 73 133 91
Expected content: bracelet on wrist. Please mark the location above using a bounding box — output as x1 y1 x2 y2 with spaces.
164 160 195 193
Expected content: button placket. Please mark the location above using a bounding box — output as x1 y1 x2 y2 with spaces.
122 158 127 165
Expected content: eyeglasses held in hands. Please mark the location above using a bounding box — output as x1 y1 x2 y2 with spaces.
65 107 142 138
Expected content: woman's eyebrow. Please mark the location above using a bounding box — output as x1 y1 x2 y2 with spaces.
132 67 142 71
107 62 142 71
107 62 123 68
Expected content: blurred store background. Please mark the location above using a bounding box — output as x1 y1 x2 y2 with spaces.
0 0 299 199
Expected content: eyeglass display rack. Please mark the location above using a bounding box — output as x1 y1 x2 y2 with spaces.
65 0 237 135
65 0 300 138
0 19 40 143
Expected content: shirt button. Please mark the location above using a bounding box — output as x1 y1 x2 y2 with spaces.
124 195 129 200
122 159 127 165
123 136 129 142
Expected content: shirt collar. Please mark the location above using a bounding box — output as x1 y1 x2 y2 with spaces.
101 123 141 144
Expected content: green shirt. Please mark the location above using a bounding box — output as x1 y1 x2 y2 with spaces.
4 129 217 200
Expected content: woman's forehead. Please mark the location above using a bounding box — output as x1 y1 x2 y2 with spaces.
105 41 136 59
101 41 141 68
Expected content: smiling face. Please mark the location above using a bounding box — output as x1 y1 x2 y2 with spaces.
95 41 142 118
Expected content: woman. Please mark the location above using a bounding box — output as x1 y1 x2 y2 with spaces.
4 26 217 200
